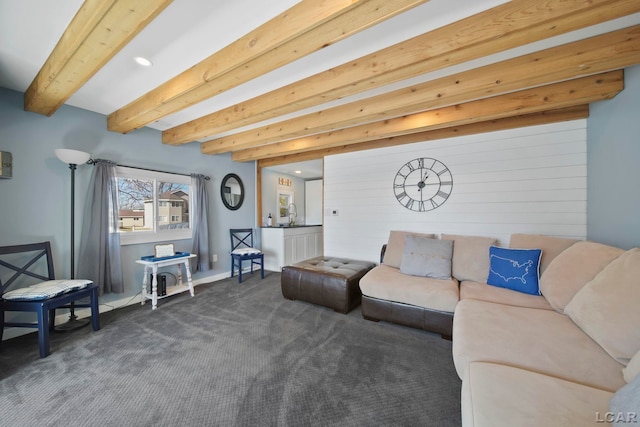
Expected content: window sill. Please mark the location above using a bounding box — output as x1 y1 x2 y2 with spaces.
120 230 192 246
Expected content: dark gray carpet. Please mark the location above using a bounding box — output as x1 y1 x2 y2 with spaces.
0 272 461 426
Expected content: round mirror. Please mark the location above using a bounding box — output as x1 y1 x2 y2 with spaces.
221 173 244 210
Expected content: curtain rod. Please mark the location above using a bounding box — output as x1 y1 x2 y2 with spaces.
89 159 210 180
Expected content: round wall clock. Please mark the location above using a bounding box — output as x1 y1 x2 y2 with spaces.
393 157 453 212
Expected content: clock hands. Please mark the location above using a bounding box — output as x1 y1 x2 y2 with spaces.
416 168 429 192
406 182 440 187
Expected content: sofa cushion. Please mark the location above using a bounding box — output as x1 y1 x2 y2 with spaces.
359 264 459 313
400 235 453 279
461 362 613 427
460 280 552 310
487 246 542 295
509 233 578 274
452 299 626 391
382 230 435 268
441 234 497 283
565 248 640 366
540 241 624 313
2 279 92 301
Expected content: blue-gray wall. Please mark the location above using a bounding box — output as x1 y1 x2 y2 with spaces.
0 88 255 308
587 64 640 250
1 62 639 307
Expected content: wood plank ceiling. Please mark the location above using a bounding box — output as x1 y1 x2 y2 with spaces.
23 0 640 168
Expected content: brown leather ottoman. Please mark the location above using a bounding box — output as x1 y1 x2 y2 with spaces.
281 257 376 314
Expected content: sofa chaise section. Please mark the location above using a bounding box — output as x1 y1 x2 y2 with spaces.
452 298 626 392
359 230 458 338
461 362 614 427
359 263 458 337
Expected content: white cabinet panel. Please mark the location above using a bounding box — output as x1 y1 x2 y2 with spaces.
261 226 323 271
284 235 296 266
305 179 323 225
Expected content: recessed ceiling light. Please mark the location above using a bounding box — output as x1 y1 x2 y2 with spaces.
294 170 302 174
134 56 153 67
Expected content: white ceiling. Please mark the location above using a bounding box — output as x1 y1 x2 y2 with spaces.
1 0 639 180
266 160 323 180
0 0 522 132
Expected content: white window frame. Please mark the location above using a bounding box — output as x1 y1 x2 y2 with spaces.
116 166 192 246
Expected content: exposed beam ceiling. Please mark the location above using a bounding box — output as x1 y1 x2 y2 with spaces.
202 25 640 156
256 106 590 168
4 0 640 165
167 0 640 146
106 0 429 134
24 0 173 116
234 72 623 161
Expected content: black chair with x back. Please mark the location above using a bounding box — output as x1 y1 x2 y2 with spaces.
0 241 100 357
229 229 265 283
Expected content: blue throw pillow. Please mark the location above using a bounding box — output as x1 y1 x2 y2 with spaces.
487 246 542 295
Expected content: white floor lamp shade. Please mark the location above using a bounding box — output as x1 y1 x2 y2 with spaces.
55 148 91 165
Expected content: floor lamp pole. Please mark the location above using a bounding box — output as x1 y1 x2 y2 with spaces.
68 163 78 322
55 149 91 332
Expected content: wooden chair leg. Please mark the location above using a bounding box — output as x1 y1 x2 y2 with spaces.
0 306 4 351
90 288 100 331
238 259 243 283
37 305 50 358
260 256 265 279
48 308 56 330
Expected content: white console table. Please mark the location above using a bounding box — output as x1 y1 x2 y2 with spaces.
136 254 196 310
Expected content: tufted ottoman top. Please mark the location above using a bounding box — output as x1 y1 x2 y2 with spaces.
288 256 376 279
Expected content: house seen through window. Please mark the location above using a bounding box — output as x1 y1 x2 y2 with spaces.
115 166 192 245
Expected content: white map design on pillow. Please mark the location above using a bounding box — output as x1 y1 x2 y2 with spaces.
489 255 534 284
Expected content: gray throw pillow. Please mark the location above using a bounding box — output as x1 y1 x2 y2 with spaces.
400 235 453 279
609 374 640 426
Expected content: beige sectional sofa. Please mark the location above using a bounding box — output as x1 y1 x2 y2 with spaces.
359 231 640 426
359 231 459 338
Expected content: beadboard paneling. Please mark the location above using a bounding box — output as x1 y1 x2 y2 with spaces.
323 120 587 263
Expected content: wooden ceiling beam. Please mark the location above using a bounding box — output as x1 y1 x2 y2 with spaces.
256 106 590 167
231 71 622 161
107 0 429 134
167 0 640 145
24 0 173 116
202 26 640 155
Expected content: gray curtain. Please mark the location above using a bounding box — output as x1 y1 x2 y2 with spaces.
78 159 124 294
191 174 211 272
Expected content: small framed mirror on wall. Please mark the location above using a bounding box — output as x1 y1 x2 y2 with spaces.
221 173 244 210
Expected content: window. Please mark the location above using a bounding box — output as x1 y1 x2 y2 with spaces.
116 166 192 245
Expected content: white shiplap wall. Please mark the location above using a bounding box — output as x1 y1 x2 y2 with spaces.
323 120 587 263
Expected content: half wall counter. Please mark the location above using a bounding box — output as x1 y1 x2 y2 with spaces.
261 226 322 272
